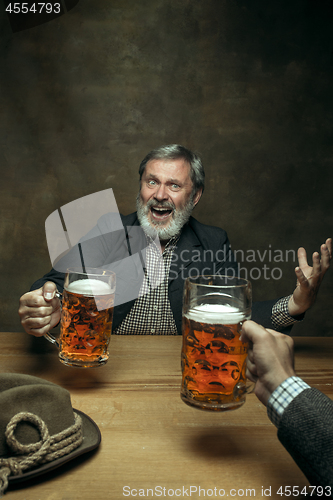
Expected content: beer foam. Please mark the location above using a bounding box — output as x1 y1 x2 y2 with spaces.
185 304 246 325
66 279 113 296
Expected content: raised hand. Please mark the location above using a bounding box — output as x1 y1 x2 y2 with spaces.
288 238 332 317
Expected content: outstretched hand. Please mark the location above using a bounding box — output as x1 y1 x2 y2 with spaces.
288 238 332 317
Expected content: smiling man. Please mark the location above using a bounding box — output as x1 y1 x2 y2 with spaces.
136 155 203 248
19 144 331 336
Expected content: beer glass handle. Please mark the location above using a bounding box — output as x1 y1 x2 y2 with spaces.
233 380 256 399
44 331 60 348
245 380 256 394
43 289 62 348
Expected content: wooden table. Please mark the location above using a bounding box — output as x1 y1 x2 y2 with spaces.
1 332 332 500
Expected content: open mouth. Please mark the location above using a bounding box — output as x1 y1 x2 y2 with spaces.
150 206 173 222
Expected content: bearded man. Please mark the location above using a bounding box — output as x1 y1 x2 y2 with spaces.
19 145 331 336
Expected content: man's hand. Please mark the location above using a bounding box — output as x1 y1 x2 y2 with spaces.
241 320 296 406
288 238 332 317
18 282 61 337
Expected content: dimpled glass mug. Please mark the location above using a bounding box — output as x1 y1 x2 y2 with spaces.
44 268 116 368
181 275 253 411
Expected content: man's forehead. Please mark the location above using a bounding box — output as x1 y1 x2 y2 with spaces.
144 157 191 180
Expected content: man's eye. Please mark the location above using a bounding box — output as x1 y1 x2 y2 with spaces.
171 184 180 189
148 180 156 186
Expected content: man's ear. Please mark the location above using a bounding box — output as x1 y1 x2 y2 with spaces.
193 188 203 207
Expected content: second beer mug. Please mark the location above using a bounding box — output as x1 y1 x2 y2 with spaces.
44 268 116 368
181 275 252 411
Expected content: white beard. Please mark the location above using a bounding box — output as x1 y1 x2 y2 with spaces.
136 194 194 241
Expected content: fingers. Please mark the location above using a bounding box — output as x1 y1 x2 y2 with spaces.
310 238 331 282
42 281 57 301
19 283 59 309
18 283 61 337
23 317 53 337
266 328 294 348
246 367 258 384
298 239 331 273
294 265 309 288
306 243 330 283
312 251 321 274
24 304 54 318
19 305 53 336
243 321 295 398
245 351 258 380
242 321 293 352
295 238 331 287
297 247 308 270
240 320 270 344
320 238 332 271
21 305 61 337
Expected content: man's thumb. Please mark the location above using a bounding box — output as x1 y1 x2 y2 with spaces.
42 282 57 301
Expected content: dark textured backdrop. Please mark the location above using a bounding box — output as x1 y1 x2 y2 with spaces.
1 0 332 335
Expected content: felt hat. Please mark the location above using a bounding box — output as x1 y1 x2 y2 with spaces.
0 373 101 494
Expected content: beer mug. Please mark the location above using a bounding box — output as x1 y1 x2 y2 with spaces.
44 268 116 368
181 275 252 411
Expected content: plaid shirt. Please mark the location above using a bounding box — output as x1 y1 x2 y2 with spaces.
114 235 179 335
271 294 301 330
267 376 310 427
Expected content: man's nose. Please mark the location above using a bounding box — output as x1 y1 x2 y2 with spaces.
154 184 168 201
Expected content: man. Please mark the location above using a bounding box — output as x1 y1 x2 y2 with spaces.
241 320 333 488
19 144 332 336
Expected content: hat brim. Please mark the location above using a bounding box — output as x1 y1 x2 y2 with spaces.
8 409 101 484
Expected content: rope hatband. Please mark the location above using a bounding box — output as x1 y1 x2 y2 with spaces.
0 411 83 496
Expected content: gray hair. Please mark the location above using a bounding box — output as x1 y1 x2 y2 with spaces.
138 144 205 194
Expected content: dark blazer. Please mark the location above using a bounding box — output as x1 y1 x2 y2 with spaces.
31 212 280 334
278 388 333 489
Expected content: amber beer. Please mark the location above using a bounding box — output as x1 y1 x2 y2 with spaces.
181 302 250 411
59 279 115 368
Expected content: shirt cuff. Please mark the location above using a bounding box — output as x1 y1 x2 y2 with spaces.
271 295 303 329
267 376 311 427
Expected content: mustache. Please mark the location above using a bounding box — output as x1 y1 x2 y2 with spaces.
146 199 175 211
